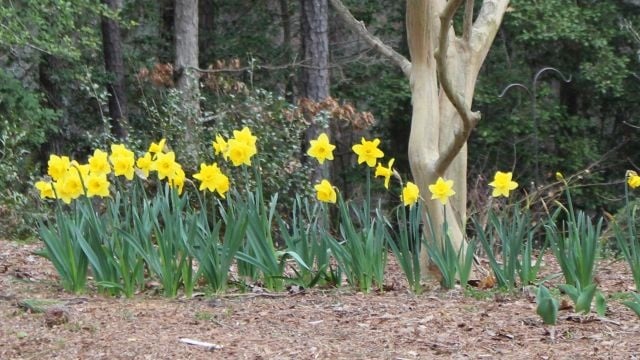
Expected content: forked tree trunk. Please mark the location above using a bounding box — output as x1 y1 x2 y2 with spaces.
330 0 509 275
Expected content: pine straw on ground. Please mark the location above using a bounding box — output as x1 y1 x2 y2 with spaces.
1 239 639 360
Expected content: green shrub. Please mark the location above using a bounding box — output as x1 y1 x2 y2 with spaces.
202 89 314 206
0 69 59 240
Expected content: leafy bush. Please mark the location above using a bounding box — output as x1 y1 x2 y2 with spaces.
0 69 59 240
202 89 315 204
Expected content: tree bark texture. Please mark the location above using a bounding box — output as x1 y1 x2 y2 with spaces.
300 0 330 183
175 0 200 170
300 0 330 101
101 0 128 139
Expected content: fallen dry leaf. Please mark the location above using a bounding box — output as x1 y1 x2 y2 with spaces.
478 275 496 289
559 298 573 310
44 306 69 328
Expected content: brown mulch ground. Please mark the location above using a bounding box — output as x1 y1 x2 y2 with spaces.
1 239 639 359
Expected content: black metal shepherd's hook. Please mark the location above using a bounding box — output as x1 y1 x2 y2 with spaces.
498 67 572 186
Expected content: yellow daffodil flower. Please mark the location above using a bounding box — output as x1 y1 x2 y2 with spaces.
151 151 178 180
628 170 640 189
109 144 135 180
352 137 384 167
168 166 185 194
232 127 257 148
314 179 337 204
227 139 256 166
307 133 336 164
110 154 135 180
212 134 229 159
429 177 455 205
148 138 167 155
488 171 519 198
110 144 133 159
55 171 84 204
136 152 153 178
86 173 110 198
88 149 111 176
35 180 55 199
47 154 71 181
193 162 230 198
402 181 420 207
375 158 395 189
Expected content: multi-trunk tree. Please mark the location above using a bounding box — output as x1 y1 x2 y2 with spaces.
330 0 510 271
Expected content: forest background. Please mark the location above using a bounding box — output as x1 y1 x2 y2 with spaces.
1 0 640 239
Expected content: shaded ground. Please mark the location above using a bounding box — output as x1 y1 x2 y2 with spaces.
1 239 639 359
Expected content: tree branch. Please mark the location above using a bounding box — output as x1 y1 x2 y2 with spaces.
463 0 474 43
470 0 510 54
329 0 411 77
434 0 481 176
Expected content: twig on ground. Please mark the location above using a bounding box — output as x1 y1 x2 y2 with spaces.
179 338 224 351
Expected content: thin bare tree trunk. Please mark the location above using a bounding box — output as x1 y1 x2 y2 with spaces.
101 0 128 140
175 0 200 170
279 0 296 102
300 0 330 182
300 0 329 101
280 0 292 50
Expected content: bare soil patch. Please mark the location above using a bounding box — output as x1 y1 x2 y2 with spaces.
1 239 639 359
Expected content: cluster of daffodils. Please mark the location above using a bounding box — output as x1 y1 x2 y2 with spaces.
306 133 522 207
192 127 259 198
34 127 260 204
427 170 518 205
35 140 186 203
306 134 419 206
211 127 257 167
43 124 618 208
306 134 416 205
307 134 338 203
411 171 518 206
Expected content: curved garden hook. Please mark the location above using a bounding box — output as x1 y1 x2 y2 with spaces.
498 67 572 186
